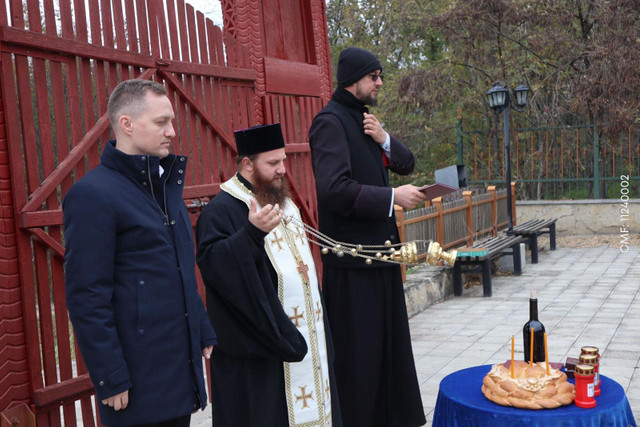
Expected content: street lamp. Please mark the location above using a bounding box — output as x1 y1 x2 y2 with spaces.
486 82 530 235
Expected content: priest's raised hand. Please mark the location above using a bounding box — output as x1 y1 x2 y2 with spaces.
248 198 282 233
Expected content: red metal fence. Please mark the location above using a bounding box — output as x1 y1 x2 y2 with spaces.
0 0 332 425
459 116 640 200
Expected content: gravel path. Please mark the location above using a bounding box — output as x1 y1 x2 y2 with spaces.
542 233 640 248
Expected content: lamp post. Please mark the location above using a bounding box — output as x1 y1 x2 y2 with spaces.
486 82 529 235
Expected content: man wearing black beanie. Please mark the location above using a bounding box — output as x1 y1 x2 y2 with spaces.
336 47 383 89
309 47 427 427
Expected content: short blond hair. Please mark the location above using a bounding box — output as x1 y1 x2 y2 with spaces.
107 79 167 126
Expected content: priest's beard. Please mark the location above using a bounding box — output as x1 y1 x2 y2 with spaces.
253 169 290 208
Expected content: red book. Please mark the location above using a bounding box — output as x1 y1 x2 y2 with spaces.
418 183 458 200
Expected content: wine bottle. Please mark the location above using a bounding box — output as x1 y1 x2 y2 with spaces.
523 290 546 363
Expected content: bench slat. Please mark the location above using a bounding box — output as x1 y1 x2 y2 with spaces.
458 235 523 260
513 218 557 234
453 234 524 297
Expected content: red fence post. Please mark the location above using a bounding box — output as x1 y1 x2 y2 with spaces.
0 68 32 411
511 182 517 227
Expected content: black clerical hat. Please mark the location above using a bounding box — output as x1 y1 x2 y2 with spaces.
337 47 382 88
234 123 285 156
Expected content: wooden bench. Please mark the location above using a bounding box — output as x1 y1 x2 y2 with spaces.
512 218 557 264
452 234 525 297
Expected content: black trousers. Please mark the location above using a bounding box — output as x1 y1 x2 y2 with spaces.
135 414 191 427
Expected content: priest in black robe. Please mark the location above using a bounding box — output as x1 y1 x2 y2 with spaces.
196 123 341 427
309 47 427 426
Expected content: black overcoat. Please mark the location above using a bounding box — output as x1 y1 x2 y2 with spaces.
63 141 217 426
309 89 426 427
309 90 415 268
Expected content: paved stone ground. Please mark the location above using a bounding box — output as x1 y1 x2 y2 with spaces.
411 243 640 426
192 241 640 426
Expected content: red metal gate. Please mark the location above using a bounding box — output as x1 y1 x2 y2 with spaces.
0 0 332 425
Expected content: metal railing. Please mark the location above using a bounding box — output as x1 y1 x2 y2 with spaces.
457 118 640 200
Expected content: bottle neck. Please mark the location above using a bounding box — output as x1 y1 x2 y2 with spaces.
529 298 539 321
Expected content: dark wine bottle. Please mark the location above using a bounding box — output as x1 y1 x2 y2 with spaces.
523 290 546 363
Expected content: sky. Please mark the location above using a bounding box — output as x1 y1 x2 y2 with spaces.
185 0 223 27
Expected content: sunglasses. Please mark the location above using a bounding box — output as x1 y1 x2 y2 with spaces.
368 73 384 82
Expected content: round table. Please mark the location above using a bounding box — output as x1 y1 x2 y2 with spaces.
432 365 637 427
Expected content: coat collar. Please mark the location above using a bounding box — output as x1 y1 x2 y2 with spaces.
235 172 254 191
331 87 369 113
101 140 183 183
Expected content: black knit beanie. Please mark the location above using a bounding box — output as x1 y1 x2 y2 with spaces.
336 47 382 88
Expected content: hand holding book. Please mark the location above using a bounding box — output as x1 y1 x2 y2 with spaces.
418 183 457 200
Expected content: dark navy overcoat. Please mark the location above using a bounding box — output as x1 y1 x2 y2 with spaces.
63 141 217 426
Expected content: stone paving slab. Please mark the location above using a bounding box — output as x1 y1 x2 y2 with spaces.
192 245 640 426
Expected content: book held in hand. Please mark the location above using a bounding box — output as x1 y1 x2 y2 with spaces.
418 183 458 200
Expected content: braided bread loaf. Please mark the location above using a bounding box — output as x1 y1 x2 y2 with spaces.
481 361 575 409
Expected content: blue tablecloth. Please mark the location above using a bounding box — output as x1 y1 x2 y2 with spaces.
432 365 637 427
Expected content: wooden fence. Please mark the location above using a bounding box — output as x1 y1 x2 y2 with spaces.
0 0 333 425
395 184 515 261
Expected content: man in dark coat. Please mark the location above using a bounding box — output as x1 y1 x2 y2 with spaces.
308 47 427 427
196 123 341 426
63 79 217 427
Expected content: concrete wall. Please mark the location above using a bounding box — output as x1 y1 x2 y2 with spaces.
404 265 452 318
516 199 640 235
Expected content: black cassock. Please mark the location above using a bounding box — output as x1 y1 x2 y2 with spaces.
322 265 426 427
309 88 426 427
195 182 342 427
